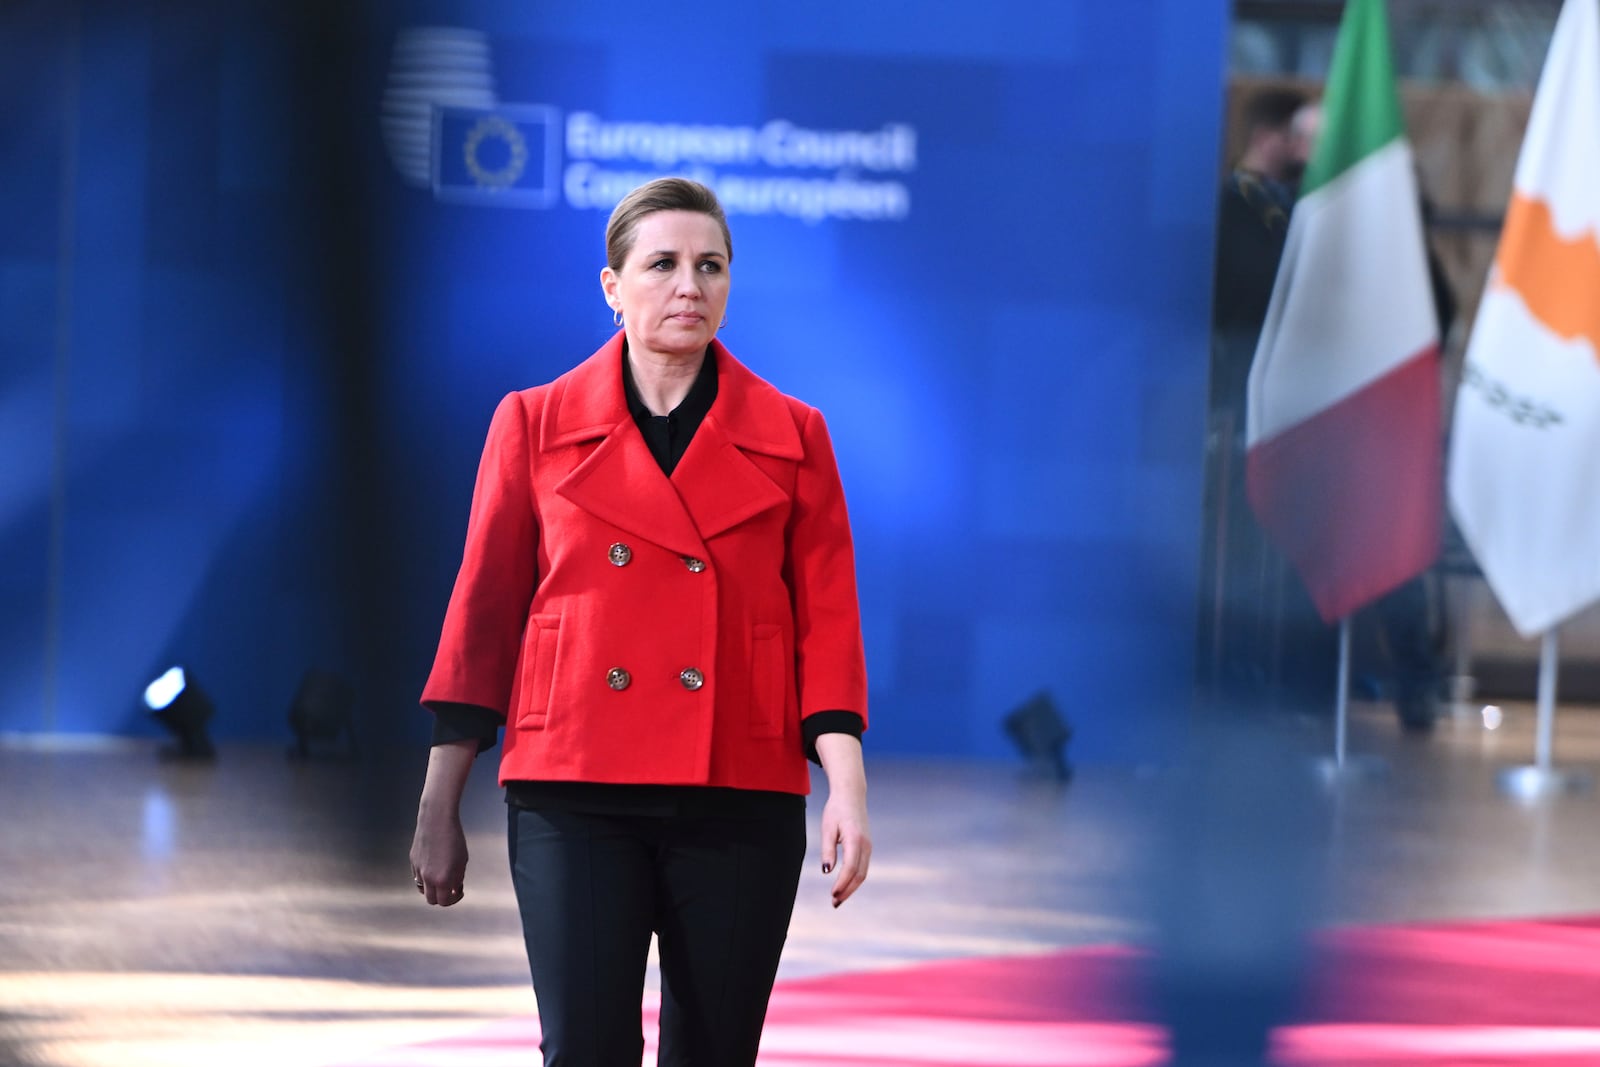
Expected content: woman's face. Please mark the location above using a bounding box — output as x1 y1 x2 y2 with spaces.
601 210 730 360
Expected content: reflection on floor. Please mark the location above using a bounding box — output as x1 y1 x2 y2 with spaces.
4 699 1600 1066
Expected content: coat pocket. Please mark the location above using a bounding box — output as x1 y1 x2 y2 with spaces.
749 623 787 739
516 614 562 731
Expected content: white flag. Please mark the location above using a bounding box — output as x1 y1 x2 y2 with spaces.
1448 0 1600 637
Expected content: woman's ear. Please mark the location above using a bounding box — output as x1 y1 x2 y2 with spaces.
600 266 619 309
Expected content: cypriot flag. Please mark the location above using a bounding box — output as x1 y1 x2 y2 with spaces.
1449 0 1600 638
1246 0 1442 623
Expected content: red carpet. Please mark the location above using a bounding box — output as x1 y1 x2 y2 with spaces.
338 915 1600 1066
1277 915 1600 1066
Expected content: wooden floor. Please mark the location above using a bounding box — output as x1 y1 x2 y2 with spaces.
5 698 1600 1067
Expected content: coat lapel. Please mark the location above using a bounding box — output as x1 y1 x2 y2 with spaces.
670 343 804 540
541 333 630 452
556 428 708 558
548 334 706 559
545 336 805 552
670 417 790 540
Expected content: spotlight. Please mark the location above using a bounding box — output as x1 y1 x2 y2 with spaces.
287 668 357 760
143 666 217 760
1001 690 1073 782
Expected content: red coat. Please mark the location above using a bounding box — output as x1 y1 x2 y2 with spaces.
422 333 868 794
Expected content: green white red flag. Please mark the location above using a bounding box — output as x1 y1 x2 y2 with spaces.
1246 0 1442 623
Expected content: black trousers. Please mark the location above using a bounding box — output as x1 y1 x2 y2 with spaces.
507 804 807 1067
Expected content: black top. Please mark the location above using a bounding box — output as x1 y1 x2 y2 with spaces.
1209 169 1295 434
430 345 864 815
625 340 720 475
1211 169 1293 341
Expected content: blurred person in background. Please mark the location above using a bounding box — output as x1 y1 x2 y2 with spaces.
1288 99 1458 734
1210 87 1309 349
1286 97 1321 192
409 177 872 1067
1201 86 1319 716
1364 185 1458 733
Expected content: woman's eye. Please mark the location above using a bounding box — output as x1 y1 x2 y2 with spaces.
698 260 722 274
650 258 673 271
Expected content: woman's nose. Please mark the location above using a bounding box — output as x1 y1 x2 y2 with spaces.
675 269 702 296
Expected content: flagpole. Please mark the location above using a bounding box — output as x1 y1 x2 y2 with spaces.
1535 627 1558 772
1499 625 1590 799
1318 614 1383 784
1334 615 1351 769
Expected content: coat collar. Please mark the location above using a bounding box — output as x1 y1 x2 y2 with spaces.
546 333 803 556
541 332 803 460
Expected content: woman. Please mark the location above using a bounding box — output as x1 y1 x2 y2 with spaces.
409 177 871 1067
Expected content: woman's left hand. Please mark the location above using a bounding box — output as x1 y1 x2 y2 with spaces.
820 787 871 907
815 733 871 908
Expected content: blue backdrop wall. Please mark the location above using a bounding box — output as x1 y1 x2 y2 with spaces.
0 0 1228 763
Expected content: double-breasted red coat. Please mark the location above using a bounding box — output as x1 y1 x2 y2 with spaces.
421 333 868 795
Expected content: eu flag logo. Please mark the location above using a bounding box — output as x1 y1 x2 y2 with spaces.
432 105 559 208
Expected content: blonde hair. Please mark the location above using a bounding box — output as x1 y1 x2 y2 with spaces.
604 178 732 271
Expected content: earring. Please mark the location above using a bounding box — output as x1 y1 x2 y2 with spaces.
613 308 623 327
720 313 727 329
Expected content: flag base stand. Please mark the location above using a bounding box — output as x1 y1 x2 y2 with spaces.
1495 630 1588 800
1446 674 1478 720
1314 753 1387 785
1497 765 1591 800
1313 617 1387 785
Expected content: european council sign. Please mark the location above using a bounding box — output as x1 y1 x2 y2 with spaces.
432 105 559 208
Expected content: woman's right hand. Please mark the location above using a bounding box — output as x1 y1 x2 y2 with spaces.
410 806 469 906
410 740 477 906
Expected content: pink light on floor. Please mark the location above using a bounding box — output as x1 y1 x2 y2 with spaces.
336 1001 1167 1067
339 915 1600 1067
1274 1024 1600 1065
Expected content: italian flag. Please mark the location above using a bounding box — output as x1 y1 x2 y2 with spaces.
1245 0 1441 624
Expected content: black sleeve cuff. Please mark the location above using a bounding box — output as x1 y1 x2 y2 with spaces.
801 710 865 765
428 702 502 754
